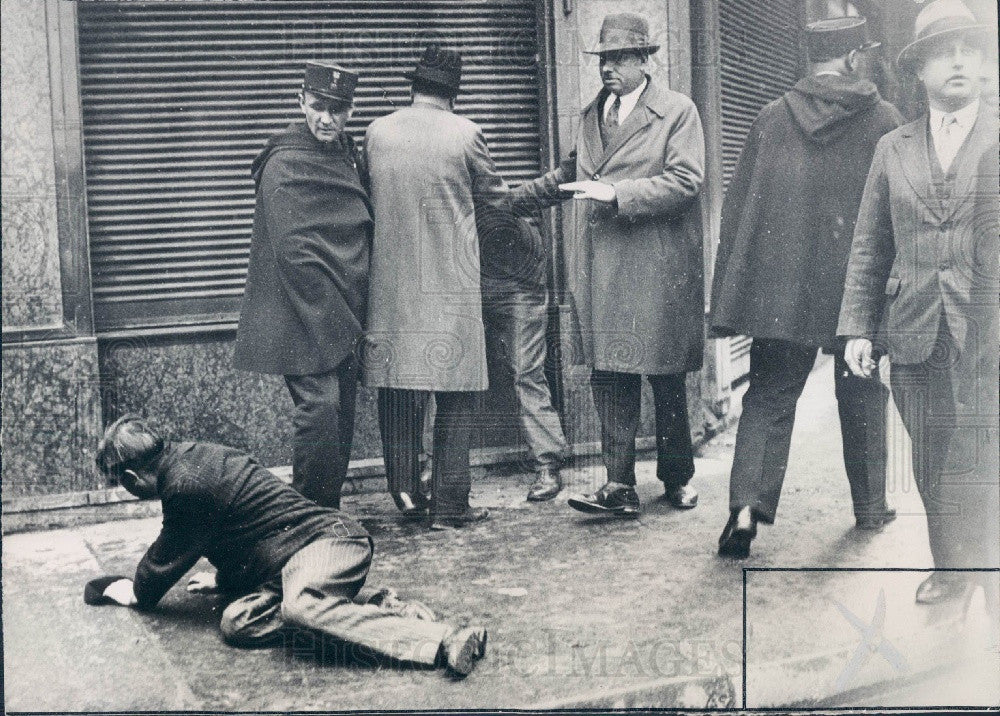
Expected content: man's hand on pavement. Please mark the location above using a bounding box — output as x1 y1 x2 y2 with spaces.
845 337 876 378
187 571 219 593
103 578 137 607
558 180 616 203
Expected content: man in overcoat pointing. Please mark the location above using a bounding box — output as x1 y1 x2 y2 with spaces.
513 13 706 517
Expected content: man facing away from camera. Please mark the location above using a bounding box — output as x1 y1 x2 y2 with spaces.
362 45 508 529
233 62 370 510
709 16 903 559
85 416 488 677
838 0 999 606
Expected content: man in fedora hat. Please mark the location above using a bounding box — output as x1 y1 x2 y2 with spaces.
839 0 998 605
512 13 706 517
709 16 903 558
234 62 371 510
363 45 508 528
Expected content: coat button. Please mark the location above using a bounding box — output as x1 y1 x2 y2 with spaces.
592 173 600 180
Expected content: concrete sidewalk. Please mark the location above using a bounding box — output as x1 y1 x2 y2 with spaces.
3 356 997 711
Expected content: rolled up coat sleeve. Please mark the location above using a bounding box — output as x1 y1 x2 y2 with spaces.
837 141 896 339
613 100 705 219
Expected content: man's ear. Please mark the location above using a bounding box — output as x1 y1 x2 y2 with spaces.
298 91 307 111
846 49 858 73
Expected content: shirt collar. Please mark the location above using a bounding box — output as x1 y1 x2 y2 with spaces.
929 98 980 130
605 76 648 116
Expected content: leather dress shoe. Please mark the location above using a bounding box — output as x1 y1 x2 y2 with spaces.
567 482 640 516
440 626 488 677
855 507 897 530
526 466 562 502
663 483 698 509
915 573 970 605
392 491 428 519
429 506 490 530
718 506 757 559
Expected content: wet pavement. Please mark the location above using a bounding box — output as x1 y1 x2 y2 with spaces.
3 355 996 711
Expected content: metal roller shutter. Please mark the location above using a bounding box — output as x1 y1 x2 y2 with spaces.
718 0 803 385
77 1 543 332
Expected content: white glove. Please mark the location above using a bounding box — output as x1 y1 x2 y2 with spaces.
103 578 137 607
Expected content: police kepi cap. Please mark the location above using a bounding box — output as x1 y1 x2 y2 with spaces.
303 61 358 103
805 16 880 61
896 0 989 70
585 13 660 55
405 45 463 94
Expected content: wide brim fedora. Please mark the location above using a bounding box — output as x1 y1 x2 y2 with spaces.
584 39 661 56
897 1 991 70
584 13 660 55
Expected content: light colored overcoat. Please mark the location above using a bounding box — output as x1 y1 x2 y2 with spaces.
513 79 705 374
362 102 507 390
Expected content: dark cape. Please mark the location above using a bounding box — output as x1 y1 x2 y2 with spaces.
709 74 902 349
234 122 372 375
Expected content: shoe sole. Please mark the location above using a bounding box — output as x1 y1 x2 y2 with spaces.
526 491 560 502
668 499 698 510
446 628 488 677
429 513 490 530
718 528 753 559
855 512 897 531
567 497 640 517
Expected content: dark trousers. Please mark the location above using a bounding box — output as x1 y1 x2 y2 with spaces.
729 338 889 523
589 369 695 488
890 316 1000 570
284 356 359 509
378 388 477 517
483 288 569 470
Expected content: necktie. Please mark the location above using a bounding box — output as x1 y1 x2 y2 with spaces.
606 95 621 130
937 114 960 173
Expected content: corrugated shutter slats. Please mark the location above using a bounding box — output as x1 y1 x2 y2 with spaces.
77 0 542 331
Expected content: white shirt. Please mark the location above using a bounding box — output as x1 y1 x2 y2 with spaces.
929 98 979 173
603 76 648 126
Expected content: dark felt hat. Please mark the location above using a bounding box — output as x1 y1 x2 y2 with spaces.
84 575 129 606
806 16 881 61
303 61 358 103
897 0 990 70
585 13 660 56
406 45 463 94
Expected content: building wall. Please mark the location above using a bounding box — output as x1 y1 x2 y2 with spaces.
2 0 63 329
2 0 707 506
1 0 103 496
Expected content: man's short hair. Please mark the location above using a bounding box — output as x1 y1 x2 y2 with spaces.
412 77 457 101
95 415 164 481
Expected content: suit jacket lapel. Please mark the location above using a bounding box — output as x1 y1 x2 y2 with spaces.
893 118 946 222
580 94 605 171
940 104 997 222
596 100 652 172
